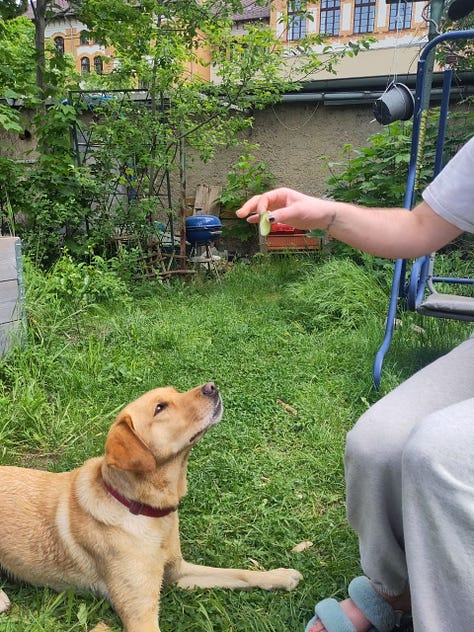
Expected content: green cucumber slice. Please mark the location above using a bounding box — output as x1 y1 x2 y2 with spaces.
259 211 271 237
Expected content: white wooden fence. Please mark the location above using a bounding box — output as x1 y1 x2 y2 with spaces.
0 237 24 356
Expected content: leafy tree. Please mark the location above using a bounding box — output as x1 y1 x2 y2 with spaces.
28 0 79 98
0 0 28 20
0 2 78 119
437 12 474 71
0 5 81 260
0 16 36 131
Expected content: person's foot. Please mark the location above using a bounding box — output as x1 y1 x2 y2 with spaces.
307 598 372 632
306 582 411 632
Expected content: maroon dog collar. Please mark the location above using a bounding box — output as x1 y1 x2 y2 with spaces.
104 482 177 518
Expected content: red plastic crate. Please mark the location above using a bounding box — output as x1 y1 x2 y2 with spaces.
270 222 305 235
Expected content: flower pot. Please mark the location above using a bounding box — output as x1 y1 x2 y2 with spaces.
373 83 414 125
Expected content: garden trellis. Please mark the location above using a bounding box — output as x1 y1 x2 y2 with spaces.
69 88 185 277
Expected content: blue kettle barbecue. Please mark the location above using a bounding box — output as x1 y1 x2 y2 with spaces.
185 215 223 280
185 215 222 246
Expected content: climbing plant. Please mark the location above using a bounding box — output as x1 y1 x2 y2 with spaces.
324 107 474 208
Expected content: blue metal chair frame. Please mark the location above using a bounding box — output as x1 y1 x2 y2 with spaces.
373 29 474 388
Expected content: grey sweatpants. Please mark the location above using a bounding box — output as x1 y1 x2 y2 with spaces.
344 336 474 632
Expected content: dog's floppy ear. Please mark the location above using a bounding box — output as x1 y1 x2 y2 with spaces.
105 414 156 473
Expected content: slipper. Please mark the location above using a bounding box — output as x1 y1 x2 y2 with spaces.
304 597 359 632
347 577 396 631
304 576 399 632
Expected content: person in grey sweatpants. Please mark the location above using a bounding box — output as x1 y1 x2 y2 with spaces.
346 336 474 631
237 137 474 631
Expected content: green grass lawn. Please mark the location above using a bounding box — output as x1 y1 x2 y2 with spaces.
0 254 471 631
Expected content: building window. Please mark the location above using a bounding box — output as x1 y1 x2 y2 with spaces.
81 57 90 74
389 1 413 30
80 31 90 45
54 36 65 54
287 0 307 41
320 0 340 36
353 0 375 33
94 56 104 74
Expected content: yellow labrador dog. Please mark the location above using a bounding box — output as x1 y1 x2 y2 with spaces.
0 382 302 632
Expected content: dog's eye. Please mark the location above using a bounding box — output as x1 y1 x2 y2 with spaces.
154 403 167 416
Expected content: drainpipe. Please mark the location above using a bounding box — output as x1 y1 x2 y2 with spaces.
279 86 471 104
281 92 381 102
422 0 446 110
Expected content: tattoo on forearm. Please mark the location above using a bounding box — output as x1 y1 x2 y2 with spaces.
325 212 337 233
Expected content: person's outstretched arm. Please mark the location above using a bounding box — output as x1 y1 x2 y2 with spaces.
236 191 462 260
237 138 474 259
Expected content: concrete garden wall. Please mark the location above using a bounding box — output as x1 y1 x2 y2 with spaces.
186 102 377 198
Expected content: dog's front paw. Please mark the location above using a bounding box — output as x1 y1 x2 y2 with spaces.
0 590 11 613
264 568 303 591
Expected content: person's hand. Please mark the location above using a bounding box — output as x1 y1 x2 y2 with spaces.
235 187 333 231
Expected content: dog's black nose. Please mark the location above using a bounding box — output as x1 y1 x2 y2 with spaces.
202 382 218 397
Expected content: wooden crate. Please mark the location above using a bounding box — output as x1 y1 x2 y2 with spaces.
0 237 24 355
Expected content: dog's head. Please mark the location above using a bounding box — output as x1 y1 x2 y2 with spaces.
105 382 223 473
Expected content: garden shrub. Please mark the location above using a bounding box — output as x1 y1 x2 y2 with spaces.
49 254 130 306
325 107 474 208
25 253 131 313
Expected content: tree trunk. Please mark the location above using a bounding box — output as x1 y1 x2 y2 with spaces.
31 0 47 98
